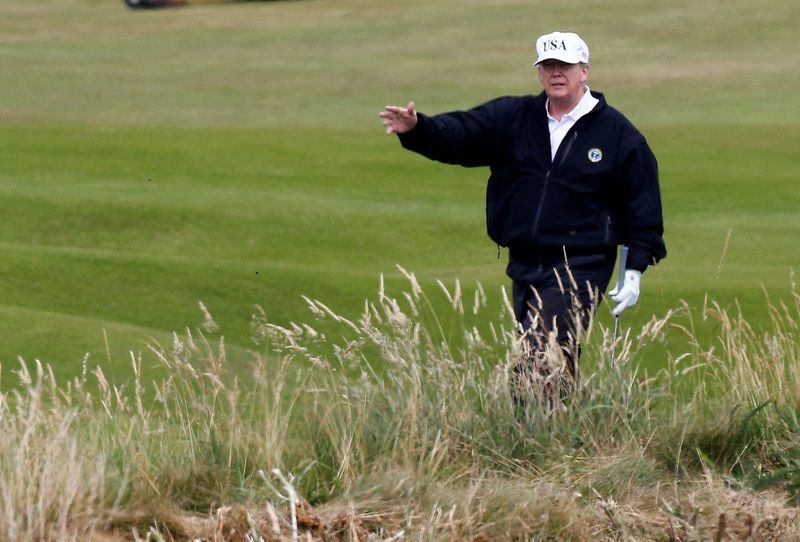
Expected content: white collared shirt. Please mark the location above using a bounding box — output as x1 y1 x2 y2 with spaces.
546 86 599 160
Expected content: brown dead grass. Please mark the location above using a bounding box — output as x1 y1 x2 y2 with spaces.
87 477 798 541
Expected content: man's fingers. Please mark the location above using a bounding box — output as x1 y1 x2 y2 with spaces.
611 283 639 315
610 286 628 303
612 293 634 315
380 108 400 135
383 103 415 116
612 300 631 316
380 102 417 135
383 104 412 116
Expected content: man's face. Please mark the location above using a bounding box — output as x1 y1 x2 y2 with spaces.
537 60 589 104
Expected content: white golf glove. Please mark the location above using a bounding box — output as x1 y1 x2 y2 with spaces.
609 270 641 316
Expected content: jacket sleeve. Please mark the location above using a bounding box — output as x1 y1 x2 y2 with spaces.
397 99 506 167
617 133 667 272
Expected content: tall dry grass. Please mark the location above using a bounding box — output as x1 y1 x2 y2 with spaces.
2 268 800 540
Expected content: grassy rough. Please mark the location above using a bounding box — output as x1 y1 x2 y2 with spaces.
2 276 800 540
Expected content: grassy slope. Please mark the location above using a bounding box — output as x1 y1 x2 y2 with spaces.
0 0 799 380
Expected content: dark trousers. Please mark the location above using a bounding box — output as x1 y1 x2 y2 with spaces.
508 246 616 392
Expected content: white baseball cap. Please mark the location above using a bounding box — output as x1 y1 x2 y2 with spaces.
534 31 589 66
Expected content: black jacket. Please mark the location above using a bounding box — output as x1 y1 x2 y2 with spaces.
398 91 666 272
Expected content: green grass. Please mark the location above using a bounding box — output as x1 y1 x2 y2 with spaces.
0 0 799 381
4 4 800 537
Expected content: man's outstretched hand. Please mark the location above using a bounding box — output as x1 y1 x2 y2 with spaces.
379 101 418 135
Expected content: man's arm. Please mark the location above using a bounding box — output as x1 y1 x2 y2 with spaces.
619 141 667 273
609 133 666 315
379 98 506 167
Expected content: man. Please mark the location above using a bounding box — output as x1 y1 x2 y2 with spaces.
379 31 666 405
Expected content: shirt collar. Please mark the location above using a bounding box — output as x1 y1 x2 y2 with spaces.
546 86 599 122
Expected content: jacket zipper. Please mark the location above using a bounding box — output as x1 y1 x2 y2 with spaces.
530 130 578 239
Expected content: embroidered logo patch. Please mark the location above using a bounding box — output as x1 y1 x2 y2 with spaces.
588 148 603 163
